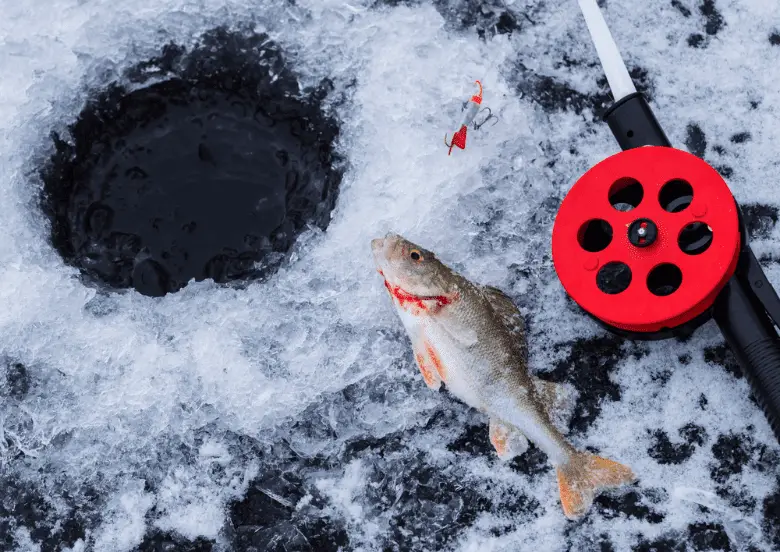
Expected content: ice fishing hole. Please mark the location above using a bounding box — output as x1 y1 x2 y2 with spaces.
578 219 613 252
647 263 683 296
659 179 694 213
596 262 632 294
40 28 343 297
609 177 644 212
678 222 713 255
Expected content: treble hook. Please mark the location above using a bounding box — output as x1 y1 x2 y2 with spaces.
473 107 498 130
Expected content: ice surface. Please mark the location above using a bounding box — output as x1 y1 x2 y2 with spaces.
1 0 780 550
674 487 761 548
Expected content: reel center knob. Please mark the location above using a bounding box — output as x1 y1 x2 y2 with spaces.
628 218 657 247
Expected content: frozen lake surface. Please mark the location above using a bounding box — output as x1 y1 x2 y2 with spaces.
0 0 779 550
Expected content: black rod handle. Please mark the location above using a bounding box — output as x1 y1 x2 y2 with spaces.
713 274 780 440
603 92 671 150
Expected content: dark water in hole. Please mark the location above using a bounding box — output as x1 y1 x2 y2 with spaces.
74 80 304 295
41 28 342 297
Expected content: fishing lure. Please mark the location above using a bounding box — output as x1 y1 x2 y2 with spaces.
444 80 498 155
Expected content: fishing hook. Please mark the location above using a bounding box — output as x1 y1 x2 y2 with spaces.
473 107 499 130
444 133 457 155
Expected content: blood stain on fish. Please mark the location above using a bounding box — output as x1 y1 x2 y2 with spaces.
382 279 456 315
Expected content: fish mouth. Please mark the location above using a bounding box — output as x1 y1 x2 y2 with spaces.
370 237 386 273
370 237 385 254
371 233 402 272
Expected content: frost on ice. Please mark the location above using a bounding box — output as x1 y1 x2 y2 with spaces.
0 0 780 550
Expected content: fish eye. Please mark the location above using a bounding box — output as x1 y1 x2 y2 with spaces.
410 249 423 261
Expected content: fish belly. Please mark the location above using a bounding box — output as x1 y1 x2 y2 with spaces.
396 306 423 337
421 322 485 409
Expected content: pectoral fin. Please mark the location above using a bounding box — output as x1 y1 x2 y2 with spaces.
412 337 444 390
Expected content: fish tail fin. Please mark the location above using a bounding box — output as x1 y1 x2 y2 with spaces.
556 452 635 520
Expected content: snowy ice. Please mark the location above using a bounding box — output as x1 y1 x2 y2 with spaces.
1 0 780 550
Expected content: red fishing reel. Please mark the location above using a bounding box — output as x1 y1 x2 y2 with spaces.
562 0 780 439
552 146 741 337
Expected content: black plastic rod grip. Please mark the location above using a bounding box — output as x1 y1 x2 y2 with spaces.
713 274 780 440
603 92 671 150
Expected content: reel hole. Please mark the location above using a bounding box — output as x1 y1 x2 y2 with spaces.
679 222 713 255
647 263 682 296
659 179 694 213
578 219 613 252
596 262 632 294
609 177 644 212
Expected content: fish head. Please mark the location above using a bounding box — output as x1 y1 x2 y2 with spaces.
371 233 455 299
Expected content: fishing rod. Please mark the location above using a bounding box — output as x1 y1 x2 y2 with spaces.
550 0 780 441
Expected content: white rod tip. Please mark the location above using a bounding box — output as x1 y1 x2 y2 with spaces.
577 0 637 102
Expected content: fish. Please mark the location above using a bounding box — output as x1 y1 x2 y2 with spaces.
371 232 636 520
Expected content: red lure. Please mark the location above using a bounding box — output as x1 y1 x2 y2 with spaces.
444 80 497 155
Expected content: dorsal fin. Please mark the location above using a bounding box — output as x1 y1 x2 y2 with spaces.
481 285 528 360
482 285 525 336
